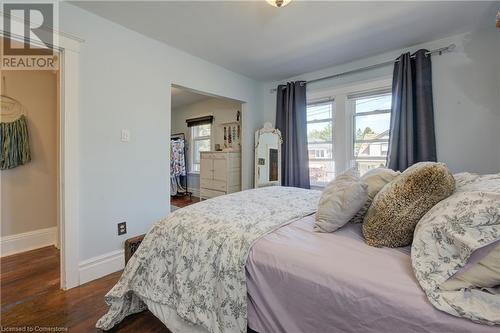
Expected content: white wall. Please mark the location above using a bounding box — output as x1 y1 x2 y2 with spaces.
497 31 500 169
59 3 263 264
171 98 241 195
261 28 500 174
1 71 58 237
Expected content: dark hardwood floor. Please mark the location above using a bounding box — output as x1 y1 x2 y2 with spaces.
0 246 170 332
170 195 200 208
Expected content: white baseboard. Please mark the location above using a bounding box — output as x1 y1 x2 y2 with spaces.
1 227 57 257
79 249 124 285
190 188 200 197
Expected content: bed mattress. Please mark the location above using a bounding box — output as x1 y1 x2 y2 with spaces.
246 215 497 333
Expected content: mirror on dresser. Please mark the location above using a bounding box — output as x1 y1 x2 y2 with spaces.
254 122 282 188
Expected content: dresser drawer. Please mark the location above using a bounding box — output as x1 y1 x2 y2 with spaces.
201 152 227 160
200 152 214 160
200 179 227 191
212 153 227 160
200 188 226 199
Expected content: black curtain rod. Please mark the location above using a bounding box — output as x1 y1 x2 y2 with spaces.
271 43 456 93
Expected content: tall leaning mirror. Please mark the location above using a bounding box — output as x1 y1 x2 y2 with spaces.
254 122 282 188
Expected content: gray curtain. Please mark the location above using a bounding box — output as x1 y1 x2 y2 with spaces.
275 81 310 189
387 49 437 171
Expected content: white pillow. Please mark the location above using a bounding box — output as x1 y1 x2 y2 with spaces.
350 168 400 224
440 243 500 291
362 167 401 198
315 169 368 233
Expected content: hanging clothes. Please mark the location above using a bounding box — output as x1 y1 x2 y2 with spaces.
170 176 185 197
170 138 186 196
171 139 186 177
1 102 31 170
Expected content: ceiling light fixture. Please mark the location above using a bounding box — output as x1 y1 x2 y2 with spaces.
266 0 292 8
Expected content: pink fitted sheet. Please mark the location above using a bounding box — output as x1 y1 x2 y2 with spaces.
246 215 497 333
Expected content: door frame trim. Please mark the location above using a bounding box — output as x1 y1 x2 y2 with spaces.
2 26 83 289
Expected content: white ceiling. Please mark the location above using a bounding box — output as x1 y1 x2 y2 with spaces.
171 86 211 109
72 1 498 81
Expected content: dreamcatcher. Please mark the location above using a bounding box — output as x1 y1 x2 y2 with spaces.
1 80 31 169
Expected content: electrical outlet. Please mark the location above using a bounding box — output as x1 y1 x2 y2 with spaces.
118 222 127 236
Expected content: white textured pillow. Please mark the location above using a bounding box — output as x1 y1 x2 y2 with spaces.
315 169 368 233
350 168 400 224
440 243 500 291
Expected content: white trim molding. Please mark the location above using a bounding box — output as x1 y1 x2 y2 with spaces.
0 227 57 257
2 21 83 288
78 250 125 285
1 27 83 289
58 37 81 290
0 10 85 45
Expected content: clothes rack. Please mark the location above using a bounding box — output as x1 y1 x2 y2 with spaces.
170 133 192 198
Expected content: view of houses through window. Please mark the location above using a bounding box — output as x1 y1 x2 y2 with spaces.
351 92 392 175
306 101 335 186
306 85 392 186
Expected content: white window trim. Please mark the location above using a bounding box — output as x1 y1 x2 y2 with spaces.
307 77 392 181
190 125 212 174
346 90 391 169
306 100 335 187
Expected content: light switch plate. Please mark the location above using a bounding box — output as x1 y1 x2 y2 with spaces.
121 129 131 142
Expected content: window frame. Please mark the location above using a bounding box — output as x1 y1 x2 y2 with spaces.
306 99 335 187
347 90 392 172
306 77 392 185
190 123 212 174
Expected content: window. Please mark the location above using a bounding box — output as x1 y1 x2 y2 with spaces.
306 79 392 186
350 92 392 175
309 149 327 159
307 101 335 186
191 124 211 172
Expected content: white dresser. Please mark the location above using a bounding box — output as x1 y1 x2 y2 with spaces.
200 151 241 199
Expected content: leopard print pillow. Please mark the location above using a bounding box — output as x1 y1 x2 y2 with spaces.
362 162 455 247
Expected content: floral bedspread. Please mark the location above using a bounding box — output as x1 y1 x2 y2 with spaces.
412 173 500 325
96 186 321 332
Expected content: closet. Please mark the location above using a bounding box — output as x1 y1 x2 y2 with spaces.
200 151 240 199
1 69 59 256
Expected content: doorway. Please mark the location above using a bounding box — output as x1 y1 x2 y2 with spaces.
0 42 62 312
170 85 243 210
1 32 82 290
1 66 61 251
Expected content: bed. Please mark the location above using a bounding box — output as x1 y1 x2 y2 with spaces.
97 184 499 333
246 215 496 333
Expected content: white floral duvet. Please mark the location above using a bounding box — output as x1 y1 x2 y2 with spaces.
412 173 500 325
96 186 321 332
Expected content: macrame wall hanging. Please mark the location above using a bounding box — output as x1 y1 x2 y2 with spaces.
0 86 31 169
